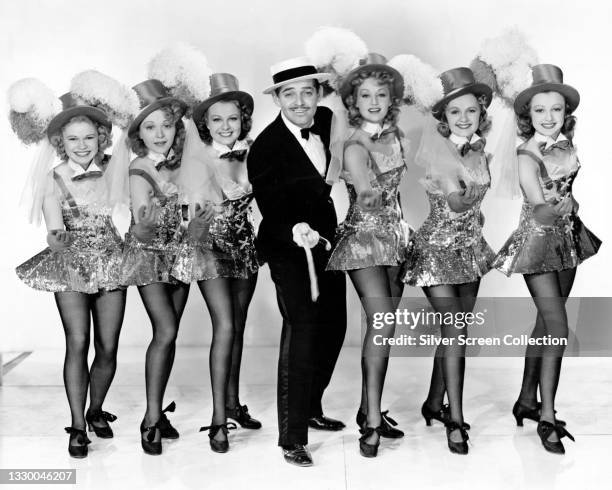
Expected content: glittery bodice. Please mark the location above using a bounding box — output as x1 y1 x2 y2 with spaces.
536 162 578 204
210 193 255 244
129 193 183 248
492 146 600 276
519 147 580 229
61 202 122 251
15 170 124 293
419 183 488 248
402 150 495 287
344 165 406 231
327 140 411 271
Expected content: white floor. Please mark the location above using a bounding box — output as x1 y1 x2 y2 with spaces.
1 347 611 490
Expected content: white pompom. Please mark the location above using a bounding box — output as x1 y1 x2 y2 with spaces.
148 42 212 103
388 54 443 110
305 26 368 77
71 70 140 126
476 28 538 101
7 78 59 120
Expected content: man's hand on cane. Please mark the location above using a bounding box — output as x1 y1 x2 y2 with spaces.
292 223 321 249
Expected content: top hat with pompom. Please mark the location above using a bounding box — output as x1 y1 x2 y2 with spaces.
513 64 579 114
431 67 492 119
46 93 111 136
193 73 253 122
128 79 187 137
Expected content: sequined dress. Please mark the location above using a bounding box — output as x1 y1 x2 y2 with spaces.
493 144 600 275
403 148 495 287
16 164 124 293
121 167 186 285
172 160 258 282
326 138 411 271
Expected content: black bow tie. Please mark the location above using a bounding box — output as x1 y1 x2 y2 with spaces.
155 158 180 171
370 127 396 142
458 138 486 157
538 139 571 155
72 170 103 182
219 149 247 162
300 123 321 141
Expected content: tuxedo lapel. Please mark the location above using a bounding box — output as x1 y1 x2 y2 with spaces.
272 109 331 182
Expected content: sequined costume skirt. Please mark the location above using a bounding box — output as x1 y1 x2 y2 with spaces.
326 216 412 271
403 233 495 287
121 231 184 286
171 223 258 282
493 209 601 276
16 228 124 294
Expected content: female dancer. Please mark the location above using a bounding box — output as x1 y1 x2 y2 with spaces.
403 67 495 454
123 79 207 455
173 73 259 453
326 53 410 457
493 64 600 454
11 73 131 458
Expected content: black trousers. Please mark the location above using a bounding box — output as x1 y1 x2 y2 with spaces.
268 248 347 446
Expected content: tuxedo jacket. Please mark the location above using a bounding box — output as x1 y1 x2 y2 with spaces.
247 106 337 262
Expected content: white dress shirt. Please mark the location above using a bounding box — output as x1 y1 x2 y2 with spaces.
281 112 327 177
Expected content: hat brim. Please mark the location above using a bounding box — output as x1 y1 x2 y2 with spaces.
263 73 331 95
513 83 580 114
128 97 187 137
47 106 111 137
431 83 493 119
193 91 254 123
339 64 405 105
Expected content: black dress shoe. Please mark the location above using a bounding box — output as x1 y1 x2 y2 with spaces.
359 426 382 458
140 420 162 455
537 420 574 454
226 404 262 430
199 422 237 453
65 427 91 459
445 421 469 455
158 401 179 439
356 409 404 438
307 415 345 431
421 402 471 430
282 444 313 467
513 401 566 427
85 408 117 439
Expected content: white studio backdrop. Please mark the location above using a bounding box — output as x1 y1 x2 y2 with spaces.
1 0 610 350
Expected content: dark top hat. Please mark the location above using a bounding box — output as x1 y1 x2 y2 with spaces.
431 67 493 119
513 64 580 114
339 53 404 106
128 79 187 137
193 73 254 123
46 93 112 137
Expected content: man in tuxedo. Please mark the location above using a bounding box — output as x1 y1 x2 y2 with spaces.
247 57 347 467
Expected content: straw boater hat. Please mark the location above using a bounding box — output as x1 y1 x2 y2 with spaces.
193 73 254 122
431 67 493 119
46 93 111 136
513 64 580 114
263 57 331 94
128 79 187 137
338 53 404 105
